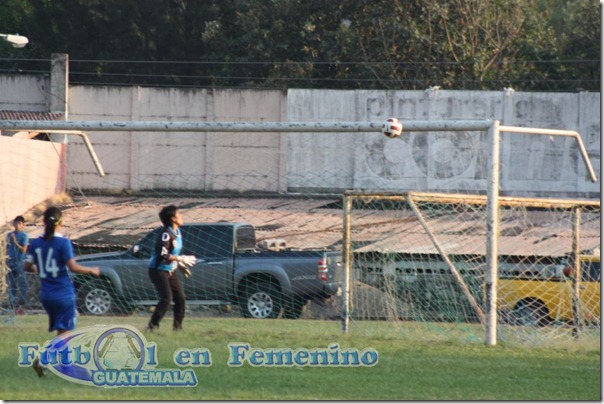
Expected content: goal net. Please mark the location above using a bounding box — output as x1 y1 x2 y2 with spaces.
342 191 600 346
0 119 599 348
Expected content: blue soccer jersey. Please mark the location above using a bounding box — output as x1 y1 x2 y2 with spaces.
7 230 29 268
26 235 76 300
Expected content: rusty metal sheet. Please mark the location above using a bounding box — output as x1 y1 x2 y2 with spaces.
21 196 600 258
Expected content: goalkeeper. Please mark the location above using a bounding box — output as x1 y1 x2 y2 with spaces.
146 205 196 332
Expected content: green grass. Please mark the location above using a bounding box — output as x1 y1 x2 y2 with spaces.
1 315 600 400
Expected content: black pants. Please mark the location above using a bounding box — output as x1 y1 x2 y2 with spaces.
148 269 185 330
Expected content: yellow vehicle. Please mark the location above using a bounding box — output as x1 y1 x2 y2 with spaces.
498 254 600 326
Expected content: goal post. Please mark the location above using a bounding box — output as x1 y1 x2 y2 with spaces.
0 118 598 347
336 119 598 347
485 119 500 346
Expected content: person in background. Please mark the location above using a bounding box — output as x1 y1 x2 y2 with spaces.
25 206 100 377
146 205 196 332
6 215 29 314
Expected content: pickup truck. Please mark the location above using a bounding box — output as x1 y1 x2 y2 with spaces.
498 254 600 326
72 222 342 319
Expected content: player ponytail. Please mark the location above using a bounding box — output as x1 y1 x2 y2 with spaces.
43 206 62 240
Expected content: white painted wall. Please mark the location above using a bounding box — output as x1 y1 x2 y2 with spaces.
0 136 65 224
0 75 49 111
0 74 600 206
287 89 600 198
66 86 287 193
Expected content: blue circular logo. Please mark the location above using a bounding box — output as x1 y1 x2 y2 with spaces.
93 327 146 371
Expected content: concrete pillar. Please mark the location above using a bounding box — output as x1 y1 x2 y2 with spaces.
50 53 68 117
49 53 68 192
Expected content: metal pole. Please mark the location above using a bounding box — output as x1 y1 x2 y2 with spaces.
342 194 353 333
485 120 501 346
571 207 582 339
407 197 485 324
0 119 494 133
499 126 597 183
32 130 105 177
1 119 594 183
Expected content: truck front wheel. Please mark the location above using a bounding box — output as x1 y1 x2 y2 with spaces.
240 282 282 319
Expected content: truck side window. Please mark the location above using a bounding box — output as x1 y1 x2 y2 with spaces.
581 261 600 282
236 226 256 251
181 226 233 258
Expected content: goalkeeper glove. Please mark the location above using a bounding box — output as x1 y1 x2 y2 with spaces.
176 255 197 267
176 255 196 278
179 266 192 278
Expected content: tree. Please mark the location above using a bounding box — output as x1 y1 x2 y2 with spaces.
1 0 599 91
0 0 33 59
548 0 601 91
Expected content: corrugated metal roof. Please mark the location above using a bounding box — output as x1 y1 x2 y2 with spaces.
23 196 344 250
20 196 600 258
353 209 600 257
0 111 64 121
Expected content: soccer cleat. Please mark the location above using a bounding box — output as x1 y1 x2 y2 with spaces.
32 358 46 378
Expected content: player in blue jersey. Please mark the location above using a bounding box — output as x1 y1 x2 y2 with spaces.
6 215 29 314
25 206 100 377
146 205 195 332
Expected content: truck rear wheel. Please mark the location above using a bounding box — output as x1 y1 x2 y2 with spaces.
510 299 550 326
240 282 281 319
76 281 133 316
282 298 306 319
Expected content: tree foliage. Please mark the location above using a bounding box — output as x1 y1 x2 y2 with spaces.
0 0 599 91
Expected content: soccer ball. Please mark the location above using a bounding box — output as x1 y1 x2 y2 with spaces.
382 118 403 138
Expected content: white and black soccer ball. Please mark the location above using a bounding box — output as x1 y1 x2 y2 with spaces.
382 118 403 138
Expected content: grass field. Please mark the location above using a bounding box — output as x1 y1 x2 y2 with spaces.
1 314 600 400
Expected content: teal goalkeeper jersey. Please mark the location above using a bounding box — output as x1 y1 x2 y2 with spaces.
148 227 183 271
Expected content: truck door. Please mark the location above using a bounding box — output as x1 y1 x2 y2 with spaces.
180 226 232 301
579 257 600 322
122 228 162 303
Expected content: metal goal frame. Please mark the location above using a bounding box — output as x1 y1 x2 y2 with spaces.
0 118 598 345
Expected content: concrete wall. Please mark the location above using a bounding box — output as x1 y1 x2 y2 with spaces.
287 89 600 198
67 86 287 192
0 136 65 224
0 74 600 204
0 75 50 111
